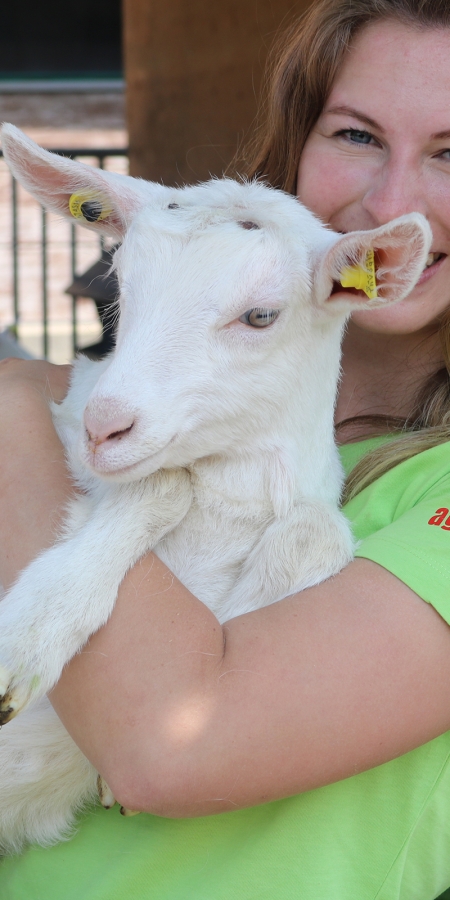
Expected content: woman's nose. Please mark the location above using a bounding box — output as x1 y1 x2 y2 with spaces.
362 160 427 226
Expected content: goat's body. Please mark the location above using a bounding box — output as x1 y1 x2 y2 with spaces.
0 125 431 856
0 354 353 855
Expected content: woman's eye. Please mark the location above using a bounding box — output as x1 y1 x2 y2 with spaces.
239 308 280 327
337 129 374 145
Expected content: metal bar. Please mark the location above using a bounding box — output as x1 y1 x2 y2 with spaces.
98 153 105 252
11 176 19 336
41 207 49 359
70 222 78 356
0 148 128 159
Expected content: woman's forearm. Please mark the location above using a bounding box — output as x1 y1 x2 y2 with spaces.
50 550 450 820
0 360 74 589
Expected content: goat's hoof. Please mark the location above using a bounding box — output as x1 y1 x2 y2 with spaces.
0 690 24 724
120 806 141 817
97 775 116 809
0 668 29 723
0 693 17 725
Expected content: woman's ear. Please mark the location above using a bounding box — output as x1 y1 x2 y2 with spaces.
313 213 432 314
1 124 168 239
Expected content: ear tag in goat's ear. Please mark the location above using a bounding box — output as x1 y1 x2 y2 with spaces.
69 191 112 224
340 249 378 300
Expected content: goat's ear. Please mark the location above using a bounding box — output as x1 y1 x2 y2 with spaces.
1 124 167 238
313 213 432 313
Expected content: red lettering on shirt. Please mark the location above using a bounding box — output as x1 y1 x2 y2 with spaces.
428 507 450 527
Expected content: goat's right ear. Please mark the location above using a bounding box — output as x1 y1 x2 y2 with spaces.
1 124 167 239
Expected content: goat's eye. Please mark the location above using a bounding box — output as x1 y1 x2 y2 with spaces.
239 308 280 328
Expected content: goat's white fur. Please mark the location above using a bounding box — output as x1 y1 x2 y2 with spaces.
0 124 432 854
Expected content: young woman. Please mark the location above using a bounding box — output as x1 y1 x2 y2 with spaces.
2 1 450 897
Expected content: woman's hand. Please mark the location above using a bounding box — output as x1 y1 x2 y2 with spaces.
0 359 74 591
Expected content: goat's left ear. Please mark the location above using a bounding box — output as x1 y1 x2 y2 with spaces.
1 124 169 239
313 213 432 313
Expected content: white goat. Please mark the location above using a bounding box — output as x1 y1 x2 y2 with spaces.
0 124 431 854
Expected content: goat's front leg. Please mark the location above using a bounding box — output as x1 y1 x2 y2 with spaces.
0 468 192 723
218 501 354 621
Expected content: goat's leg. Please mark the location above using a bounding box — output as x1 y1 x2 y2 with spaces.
0 467 192 721
218 501 354 621
0 697 98 855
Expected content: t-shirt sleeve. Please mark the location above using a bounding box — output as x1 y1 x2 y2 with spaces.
354 474 450 625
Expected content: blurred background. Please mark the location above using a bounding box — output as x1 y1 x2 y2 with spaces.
0 0 311 363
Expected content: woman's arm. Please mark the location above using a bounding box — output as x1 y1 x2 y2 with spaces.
2 360 450 818
0 358 72 589
50 556 450 817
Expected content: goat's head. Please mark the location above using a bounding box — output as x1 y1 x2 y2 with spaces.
1 125 432 480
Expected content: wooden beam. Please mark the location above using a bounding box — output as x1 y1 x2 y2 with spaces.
123 0 313 183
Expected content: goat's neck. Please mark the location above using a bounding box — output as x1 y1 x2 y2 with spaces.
190 452 270 508
189 409 342 520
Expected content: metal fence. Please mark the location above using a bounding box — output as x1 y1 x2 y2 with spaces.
0 147 128 362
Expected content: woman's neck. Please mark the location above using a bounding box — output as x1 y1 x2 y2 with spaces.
335 320 445 444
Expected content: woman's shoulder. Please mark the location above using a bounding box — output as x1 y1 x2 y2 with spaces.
342 436 450 522
343 437 450 624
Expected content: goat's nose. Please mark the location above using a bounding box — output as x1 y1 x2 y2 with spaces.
84 409 135 446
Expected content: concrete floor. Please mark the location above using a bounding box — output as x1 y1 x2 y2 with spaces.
0 89 127 362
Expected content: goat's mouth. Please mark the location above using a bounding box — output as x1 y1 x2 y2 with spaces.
86 435 178 479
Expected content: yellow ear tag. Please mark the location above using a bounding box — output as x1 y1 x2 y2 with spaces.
340 249 378 300
69 191 112 224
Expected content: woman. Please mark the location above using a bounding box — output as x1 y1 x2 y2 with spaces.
2 1 450 897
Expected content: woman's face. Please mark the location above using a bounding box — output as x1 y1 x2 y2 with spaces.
297 20 450 336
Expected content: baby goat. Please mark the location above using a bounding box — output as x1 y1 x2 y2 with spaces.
0 125 431 853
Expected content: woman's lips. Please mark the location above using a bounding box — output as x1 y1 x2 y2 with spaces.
417 252 447 285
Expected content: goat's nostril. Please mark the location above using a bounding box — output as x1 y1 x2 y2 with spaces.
106 423 134 442
84 410 136 448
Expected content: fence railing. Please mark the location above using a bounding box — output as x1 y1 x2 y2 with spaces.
0 147 128 362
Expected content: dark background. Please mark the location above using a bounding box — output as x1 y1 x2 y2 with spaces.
0 0 122 78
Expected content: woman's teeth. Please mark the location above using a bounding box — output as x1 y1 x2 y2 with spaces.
425 252 444 268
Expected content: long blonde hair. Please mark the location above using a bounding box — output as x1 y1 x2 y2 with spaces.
242 0 450 501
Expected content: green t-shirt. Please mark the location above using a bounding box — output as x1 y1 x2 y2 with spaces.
3 438 450 900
